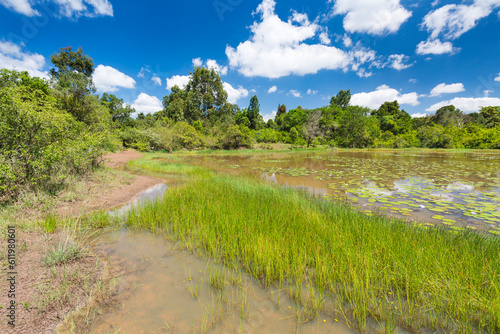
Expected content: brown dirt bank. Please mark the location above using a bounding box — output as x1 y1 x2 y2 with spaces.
0 150 165 333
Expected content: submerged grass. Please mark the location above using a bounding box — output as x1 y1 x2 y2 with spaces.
121 155 500 332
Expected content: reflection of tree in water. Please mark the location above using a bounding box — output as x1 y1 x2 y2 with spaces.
261 173 277 184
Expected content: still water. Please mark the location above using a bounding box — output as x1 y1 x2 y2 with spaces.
181 149 500 234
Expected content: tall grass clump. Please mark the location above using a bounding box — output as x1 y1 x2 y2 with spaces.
125 173 500 333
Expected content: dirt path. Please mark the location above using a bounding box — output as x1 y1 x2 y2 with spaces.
56 150 165 218
0 150 165 334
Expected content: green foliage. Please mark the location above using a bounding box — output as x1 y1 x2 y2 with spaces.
185 67 227 121
336 106 374 148
0 83 103 199
247 95 264 129
330 89 351 109
219 125 254 149
100 92 134 124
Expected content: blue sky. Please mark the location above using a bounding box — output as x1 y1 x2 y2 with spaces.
1 0 500 120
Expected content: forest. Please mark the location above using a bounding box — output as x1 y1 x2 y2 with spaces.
1 46 500 200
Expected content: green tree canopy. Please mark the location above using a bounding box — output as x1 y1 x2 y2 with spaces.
330 89 351 109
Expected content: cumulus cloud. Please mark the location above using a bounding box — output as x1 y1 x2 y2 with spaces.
319 31 331 45
495 73 500 82
262 110 276 122
307 89 318 95
289 90 302 98
1 0 114 18
223 82 249 104
351 85 420 109
0 0 39 16
426 97 500 112
388 54 413 70
430 83 465 97
131 93 163 115
151 76 162 86
226 0 376 78
421 0 500 41
192 58 203 67
206 59 228 75
93 65 136 92
166 75 190 90
0 40 48 78
416 38 459 55
268 85 277 93
332 0 412 35
411 112 430 118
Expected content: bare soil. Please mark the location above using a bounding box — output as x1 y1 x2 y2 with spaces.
0 150 164 333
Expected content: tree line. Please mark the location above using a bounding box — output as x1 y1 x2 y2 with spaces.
1 47 499 200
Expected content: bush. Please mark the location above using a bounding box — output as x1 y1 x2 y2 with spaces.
0 86 103 199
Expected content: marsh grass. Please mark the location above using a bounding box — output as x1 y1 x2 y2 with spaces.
122 166 500 333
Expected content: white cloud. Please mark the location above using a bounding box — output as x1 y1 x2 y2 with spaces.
151 76 162 86
0 40 47 78
342 34 352 47
416 39 460 55
268 85 277 93
307 89 318 95
223 82 249 104
226 0 375 79
51 0 113 18
426 97 500 112
351 85 420 109
192 58 203 67
388 54 413 70
495 73 500 82
206 59 228 75
262 110 276 122
411 112 430 118
332 0 412 35
166 75 190 90
421 0 500 41
409 78 417 83
131 93 163 115
430 83 465 97
0 0 39 16
483 90 493 97
289 90 302 98
319 31 331 45
93 65 136 92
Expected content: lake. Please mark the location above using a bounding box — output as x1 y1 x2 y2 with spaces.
179 149 500 234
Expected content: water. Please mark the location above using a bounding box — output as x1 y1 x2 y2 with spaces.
178 149 500 234
89 229 357 334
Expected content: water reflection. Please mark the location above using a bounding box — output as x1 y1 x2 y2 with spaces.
182 150 500 234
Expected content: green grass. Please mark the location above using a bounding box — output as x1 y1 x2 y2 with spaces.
123 169 500 333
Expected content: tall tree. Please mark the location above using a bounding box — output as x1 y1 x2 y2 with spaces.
185 67 227 121
247 94 263 129
330 89 351 109
50 46 100 125
303 110 324 147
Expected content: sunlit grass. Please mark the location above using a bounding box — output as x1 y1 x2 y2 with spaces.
122 164 500 333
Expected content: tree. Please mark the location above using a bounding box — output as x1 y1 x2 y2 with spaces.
337 106 373 148
303 110 324 147
100 93 134 123
50 46 94 79
372 101 412 135
330 89 351 109
432 105 465 128
480 106 500 128
247 95 264 129
185 67 227 121
50 46 101 125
